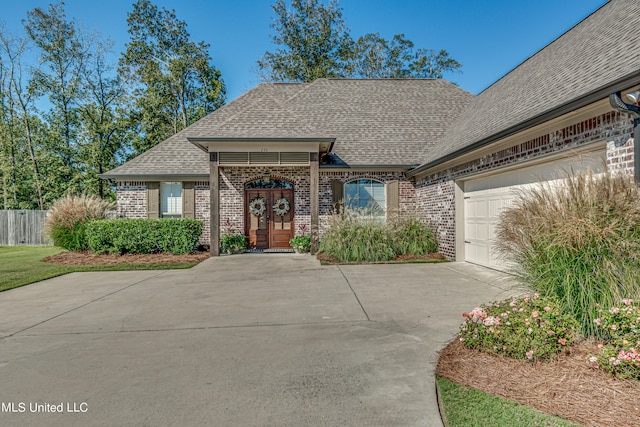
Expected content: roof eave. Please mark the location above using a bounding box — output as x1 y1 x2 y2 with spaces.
99 173 209 181
408 69 640 178
320 164 417 171
188 137 336 142
188 137 336 155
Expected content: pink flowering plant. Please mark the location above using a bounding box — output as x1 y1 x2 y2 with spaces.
459 293 578 361
589 298 640 380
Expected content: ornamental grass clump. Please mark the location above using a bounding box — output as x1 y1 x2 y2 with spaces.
388 216 438 256
589 298 640 380
45 194 115 251
318 206 439 262
496 169 640 338
319 206 394 262
460 294 579 361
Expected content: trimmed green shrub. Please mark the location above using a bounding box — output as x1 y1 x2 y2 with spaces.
290 235 311 253
48 221 90 252
85 218 203 255
220 218 247 254
220 233 247 254
496 170 640 337
460 294 579 361
45 194 114 251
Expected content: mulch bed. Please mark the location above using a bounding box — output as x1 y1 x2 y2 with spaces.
42 251 210 265
316 252 446 264
436 338 640 426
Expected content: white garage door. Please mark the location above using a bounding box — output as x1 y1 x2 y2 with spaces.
463 151 606 271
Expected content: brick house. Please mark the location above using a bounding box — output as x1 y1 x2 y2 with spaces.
102 0 640 268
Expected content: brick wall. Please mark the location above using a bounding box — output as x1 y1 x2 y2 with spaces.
116 181 211 245
414 178 455 259
416 111 635 260
318 171 416 237
116 109 635 259
195 182 210 245
116 169 418 247
116 182 147 219
220 166 311 237
221 169 417 240
607 138 635 175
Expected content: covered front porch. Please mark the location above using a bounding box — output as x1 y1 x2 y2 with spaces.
188 137 334 256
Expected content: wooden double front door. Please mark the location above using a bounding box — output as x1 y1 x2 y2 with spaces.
245 189 294 249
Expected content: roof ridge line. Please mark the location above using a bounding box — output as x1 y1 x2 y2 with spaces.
282 81 315 102
207 82 325 137
262 89 325 136
321 77 439 81
476 1 611 96
204 83 279 132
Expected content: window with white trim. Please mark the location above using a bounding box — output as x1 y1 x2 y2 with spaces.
161 182 182 218
344 179 385 219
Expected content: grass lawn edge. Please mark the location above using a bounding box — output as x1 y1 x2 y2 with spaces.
0 246 203 292
435 376 581 427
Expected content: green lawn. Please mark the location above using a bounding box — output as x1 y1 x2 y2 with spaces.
0 246 200 292
436 376 580 427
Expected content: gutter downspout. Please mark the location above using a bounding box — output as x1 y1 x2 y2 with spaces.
634 118 640 184
609 92 640 183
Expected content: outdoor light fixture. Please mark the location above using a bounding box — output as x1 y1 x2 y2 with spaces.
263 171 271 182
609 91 640 183
609 91 640 118
626 90 640 103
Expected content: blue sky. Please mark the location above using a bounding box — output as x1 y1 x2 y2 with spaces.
1 0 608 101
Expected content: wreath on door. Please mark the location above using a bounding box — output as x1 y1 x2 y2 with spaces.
272 198 290 216
249 197 266 216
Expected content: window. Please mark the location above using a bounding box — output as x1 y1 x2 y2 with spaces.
344 179 385 218
161 182 182 218
245 179 293 189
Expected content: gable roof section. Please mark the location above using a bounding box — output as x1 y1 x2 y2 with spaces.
101 83 312 178
287 79 472 166
412 0 640 174
102 78 473 178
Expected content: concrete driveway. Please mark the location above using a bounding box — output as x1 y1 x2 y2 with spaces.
0 255 516 427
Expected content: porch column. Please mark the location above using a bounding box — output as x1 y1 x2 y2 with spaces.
210 152 220 256
310 152 319 254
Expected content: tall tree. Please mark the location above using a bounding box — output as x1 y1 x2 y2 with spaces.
351 33 461 79
257 0 353 82
79 40 132 199
0 31 46 209
259 0 461 82
24 2 88 195
120 0 225 155
350 33 413 79
0 35 19 209
409 48 462 79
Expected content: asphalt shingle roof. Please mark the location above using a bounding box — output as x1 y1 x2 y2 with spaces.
423 0 640 166
102 79 472 178
103 0 640 180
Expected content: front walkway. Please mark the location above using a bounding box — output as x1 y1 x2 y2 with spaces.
0 255 516 427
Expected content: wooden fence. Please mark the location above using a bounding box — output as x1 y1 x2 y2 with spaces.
0 210 51 246
0 210 119 246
